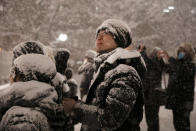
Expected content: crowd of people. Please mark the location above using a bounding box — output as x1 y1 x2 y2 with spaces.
0 19 195 131
138 43 195 131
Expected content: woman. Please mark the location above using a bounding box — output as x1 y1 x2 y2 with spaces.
165 43 195 131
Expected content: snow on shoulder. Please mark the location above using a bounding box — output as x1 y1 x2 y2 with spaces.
13 54 56 82
106 48 141 64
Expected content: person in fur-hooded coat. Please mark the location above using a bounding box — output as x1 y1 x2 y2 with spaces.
165 43 195 131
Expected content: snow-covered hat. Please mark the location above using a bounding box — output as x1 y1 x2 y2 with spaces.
12 54 56 83
96 19 132 48
53 48 70 74
12 41 45 64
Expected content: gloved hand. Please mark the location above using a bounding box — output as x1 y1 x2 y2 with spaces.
63 98 78 113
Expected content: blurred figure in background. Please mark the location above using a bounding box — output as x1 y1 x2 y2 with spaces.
51 48 71 103
53 48 70 75
49 47 75 130
137 44 147 58
64 67 78 131
165 43 195 131
138 45 167 131
78 49 96 101
64 67 78 99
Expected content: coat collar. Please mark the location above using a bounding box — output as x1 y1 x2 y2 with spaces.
94 48 143 69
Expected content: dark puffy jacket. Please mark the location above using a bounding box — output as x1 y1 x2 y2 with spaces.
141 51 165 104
0 106 50 131
165 57 195 111
73 48 146 131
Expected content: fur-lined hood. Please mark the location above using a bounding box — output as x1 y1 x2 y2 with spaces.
177 43 195 61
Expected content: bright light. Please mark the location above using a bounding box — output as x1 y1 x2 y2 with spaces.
57 34 68 41
191 9 196 14
96 6 99 11
0 48 2 52
168 6 175 10
163 9 170 13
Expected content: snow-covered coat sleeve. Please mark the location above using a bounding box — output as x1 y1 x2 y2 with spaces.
0 106 50 131
73 64 141 130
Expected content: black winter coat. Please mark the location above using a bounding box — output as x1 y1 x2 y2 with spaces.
165 57 195 111
141 51 165 104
